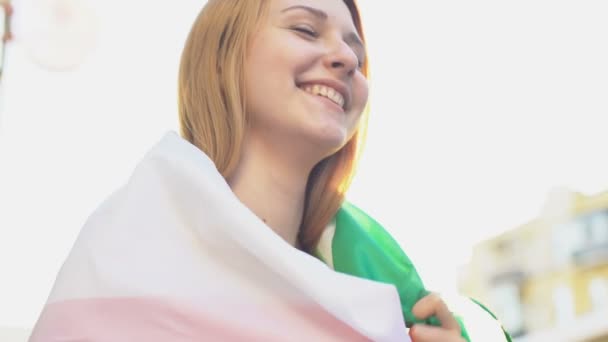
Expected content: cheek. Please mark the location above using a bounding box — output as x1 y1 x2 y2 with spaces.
346 76 369 131
244 41 290 117
352 76 369 113
246 34 291 88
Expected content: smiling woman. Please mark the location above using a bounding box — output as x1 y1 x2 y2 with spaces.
28 1 508 341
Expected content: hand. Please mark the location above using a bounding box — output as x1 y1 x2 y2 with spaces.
408 293 465 342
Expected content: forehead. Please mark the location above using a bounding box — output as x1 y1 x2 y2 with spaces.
269 0 357 30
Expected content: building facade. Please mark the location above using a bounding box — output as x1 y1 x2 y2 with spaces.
459 189 608 341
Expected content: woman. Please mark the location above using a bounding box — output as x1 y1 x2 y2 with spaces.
30 0 510 341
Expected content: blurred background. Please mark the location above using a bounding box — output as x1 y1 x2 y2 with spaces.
1 0 607 341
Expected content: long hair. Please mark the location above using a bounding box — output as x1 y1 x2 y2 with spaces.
178 0 370 253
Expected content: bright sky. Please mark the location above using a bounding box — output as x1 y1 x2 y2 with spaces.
1 0 607 330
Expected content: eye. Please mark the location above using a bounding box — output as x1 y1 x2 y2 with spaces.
292 25 318 38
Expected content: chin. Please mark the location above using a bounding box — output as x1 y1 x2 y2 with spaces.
306 126 350 157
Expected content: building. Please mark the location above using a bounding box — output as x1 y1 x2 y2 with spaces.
459 188 608 342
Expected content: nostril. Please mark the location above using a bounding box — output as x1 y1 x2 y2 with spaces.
331 61 345 68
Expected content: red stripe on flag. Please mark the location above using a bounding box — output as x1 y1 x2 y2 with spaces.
30 297 372 341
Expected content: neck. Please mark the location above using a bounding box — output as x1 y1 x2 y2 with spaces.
227 137 315 248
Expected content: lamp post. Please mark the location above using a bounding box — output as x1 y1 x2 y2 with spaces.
0 0 11 131
1 0 13 82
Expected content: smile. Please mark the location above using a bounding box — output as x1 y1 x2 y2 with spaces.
300 84 345 109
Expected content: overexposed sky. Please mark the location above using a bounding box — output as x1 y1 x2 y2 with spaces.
1 0 608 329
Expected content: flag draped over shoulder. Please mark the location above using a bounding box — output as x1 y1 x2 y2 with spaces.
30 132 410 342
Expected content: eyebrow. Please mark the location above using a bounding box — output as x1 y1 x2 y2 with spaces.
281 5 366 54
282 5 328 20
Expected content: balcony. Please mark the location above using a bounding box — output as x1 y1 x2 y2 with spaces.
573 242 608 267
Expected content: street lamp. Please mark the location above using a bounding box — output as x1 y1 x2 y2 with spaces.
1 0 13 82
1 0 97 76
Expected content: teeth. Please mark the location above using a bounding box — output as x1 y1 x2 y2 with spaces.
301 84 345 109
327 88 336 99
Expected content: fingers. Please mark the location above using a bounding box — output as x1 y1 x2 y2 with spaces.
412 293 460 332
409 324 466 342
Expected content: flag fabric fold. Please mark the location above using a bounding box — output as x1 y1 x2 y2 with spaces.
30 132 410 342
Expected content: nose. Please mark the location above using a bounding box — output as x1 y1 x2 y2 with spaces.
323 40 359 77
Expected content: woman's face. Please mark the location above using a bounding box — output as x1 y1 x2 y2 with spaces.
244 0 368 158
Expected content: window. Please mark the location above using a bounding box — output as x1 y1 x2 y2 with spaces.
588 211 608 244
489 282 524 335
552 221 585 265
588 277 608 311
553 210 608 266
553 285 575 326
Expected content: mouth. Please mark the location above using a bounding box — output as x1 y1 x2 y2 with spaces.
296 81 349 112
